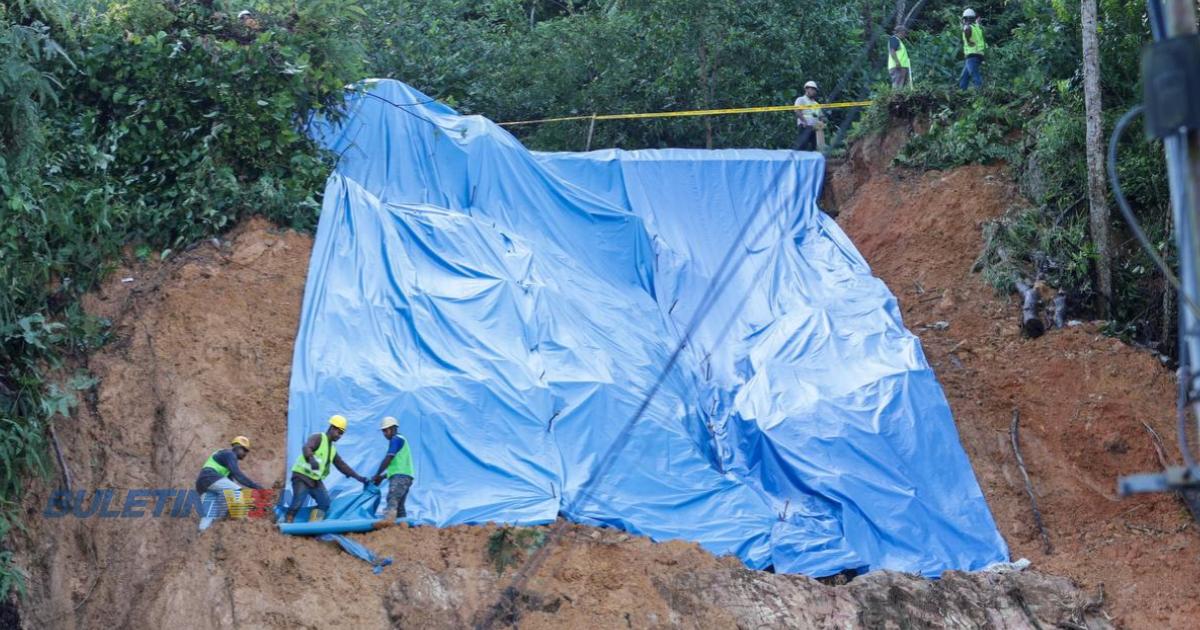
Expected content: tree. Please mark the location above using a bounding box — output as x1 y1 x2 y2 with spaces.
1081 0 1110 316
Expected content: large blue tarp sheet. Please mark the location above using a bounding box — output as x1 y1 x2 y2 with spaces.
286 79 1009 576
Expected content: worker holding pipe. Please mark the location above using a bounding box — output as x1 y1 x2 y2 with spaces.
371 416 415 520
284 414 369 523
196 435 263 531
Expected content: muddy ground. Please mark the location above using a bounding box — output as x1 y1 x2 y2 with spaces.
832 125 1200 627
10 126 1194 628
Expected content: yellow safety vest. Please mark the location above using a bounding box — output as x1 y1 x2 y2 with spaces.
962 24 986 57
202 450 230 477
888 37 911 70
291 433 336 481
386 435 414 478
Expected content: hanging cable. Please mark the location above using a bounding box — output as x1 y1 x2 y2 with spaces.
1107 104 1200 321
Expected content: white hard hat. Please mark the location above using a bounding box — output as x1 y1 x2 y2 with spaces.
962 8 976 18
237 10 252 19
380 416 399 430
804 81 818 90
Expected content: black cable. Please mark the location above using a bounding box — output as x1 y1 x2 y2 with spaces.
356 89 457 132
1107 104 1200 320
1109 103 1200 467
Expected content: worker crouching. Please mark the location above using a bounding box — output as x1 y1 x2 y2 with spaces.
284 414 369 523
196 435 263 531
371 416 415 520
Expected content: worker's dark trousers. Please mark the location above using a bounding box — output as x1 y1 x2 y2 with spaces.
958 55 983 89
793 127 816 151
285 474 331 521
386 474 413 519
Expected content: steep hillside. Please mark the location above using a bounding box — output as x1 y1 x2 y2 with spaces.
832 127 1200 628
11 216 1106 629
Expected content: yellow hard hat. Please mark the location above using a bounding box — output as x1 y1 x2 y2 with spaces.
328 415 348 431
231 435 251 450
380 416 399 430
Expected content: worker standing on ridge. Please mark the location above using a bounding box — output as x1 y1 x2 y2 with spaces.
793 81 825 151
196 436 263 531
371 416 415 520
888 25 913 89
284 414 369 523
958 8 986 89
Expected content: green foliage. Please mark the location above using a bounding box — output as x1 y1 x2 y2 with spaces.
858 86 1024 169
357 0 867 150
486 527 547 575
976 206 1093 296
0 0 364 597
895 95 1020 169
60 1 363 244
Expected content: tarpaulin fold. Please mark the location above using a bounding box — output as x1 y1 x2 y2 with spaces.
285 79 1008 576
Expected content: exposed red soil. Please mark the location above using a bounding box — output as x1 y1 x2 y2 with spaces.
833 129 1200 629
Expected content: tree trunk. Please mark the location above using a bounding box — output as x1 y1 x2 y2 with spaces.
1082 0 1111 317
1015 280 1046 338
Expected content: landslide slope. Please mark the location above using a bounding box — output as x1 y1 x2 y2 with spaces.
10 216 1107 629
831 126 1200 628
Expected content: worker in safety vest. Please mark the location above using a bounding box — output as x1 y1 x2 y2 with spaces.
370 416 415 519
196 436 263 531
958 8 986 89
283 414 369 523
888 25 912 89
793 81 825 151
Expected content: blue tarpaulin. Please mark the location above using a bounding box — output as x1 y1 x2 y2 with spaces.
285 79 1009 576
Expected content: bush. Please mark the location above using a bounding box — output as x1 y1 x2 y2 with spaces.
486 527 547 575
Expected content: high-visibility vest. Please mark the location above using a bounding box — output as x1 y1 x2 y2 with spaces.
386 435 414 478
888 37 911 70
291 432 336 481
203 450 230 477
963 23 986 57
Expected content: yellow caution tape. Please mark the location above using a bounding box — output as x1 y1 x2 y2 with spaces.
499 100 873 127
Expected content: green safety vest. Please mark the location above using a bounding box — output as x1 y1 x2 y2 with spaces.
962 23 986 57
888 37 911 70
386 435 414 478
202 450 230 477
291 432 336 481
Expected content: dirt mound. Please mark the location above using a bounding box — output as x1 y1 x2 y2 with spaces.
10 215 1114 628
832 133 1200 628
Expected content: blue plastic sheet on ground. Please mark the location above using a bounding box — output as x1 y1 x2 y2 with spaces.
317 534 394 574
277 483 392 573
285 78 1009 576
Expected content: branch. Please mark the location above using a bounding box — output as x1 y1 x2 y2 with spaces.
1011 408 1053 554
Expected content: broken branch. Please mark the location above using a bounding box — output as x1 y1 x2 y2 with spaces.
1011 408 1053 554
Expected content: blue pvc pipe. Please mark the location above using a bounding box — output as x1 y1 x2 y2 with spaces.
278 518 384 536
